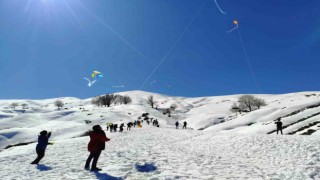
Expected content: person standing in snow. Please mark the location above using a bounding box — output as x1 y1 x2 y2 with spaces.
109 124 113 133
31 130 52 165
154 119 159 127
175 121 179 129
106 123 109 131
182 121 187 129
137 120 141 128
127 122 133 131
119 123 125 132
275 118 283 135
113 124 118 132
85 125 110 171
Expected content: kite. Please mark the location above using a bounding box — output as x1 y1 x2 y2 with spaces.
84 71 103 87
214 0 226 14
226 20 238 33
91 71 103 79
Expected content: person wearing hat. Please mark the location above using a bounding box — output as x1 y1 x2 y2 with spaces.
85 125 110 171
31 130 52 165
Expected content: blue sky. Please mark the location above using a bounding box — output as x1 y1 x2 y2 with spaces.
0 0 319 99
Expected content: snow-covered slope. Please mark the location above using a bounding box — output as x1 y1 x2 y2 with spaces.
1 126 320 179
1 91 320 179
1 91 320 150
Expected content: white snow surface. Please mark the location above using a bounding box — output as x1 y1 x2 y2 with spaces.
1 127 320 179
1 90 320 179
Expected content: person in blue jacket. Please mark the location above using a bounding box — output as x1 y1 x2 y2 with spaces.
31 130 51 164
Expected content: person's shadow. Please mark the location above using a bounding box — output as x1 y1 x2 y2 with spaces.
93 171 124 180
135 163 157 173
36 164 52 171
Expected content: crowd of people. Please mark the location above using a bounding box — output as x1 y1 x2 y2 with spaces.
29 114 164 170
105 117 160 133
30 115 284 171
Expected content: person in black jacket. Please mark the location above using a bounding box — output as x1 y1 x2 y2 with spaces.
175 121 179 129
127 122 133 131
113 124 118 132
182 121 187 129
31 130 51 165
119 123 125 132
109 124 113 133
275 118 283 135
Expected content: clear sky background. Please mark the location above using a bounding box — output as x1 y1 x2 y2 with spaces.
0 0 319 99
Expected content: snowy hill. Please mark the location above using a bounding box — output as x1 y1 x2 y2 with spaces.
1 91 320 179
1 126 320 179
1 91 320 150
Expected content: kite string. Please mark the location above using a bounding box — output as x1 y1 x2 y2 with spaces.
139 0 208 90
76 0 151 65
213 0 226 14
237 27 262 93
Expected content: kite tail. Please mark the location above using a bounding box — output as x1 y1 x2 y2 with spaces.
91 80 97 87
226 24 238 33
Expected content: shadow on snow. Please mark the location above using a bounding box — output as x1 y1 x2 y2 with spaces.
93 171 123 180
36 164 52 171
135 163 157 173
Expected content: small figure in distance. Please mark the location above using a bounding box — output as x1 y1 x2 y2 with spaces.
106 123 109 131
119 123 125 132
31 130 52 165
275 118 283 135
175 121 179 129
113 124 118 132
182 121 187 129
127 122 133 131
109 123 113 133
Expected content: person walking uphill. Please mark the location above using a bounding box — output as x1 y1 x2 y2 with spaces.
119 123 125 132
127 122 133 131
85 125 110 171
275 118 283 135
31 130 51 165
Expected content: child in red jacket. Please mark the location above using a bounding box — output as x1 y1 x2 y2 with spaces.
85 125 110 171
